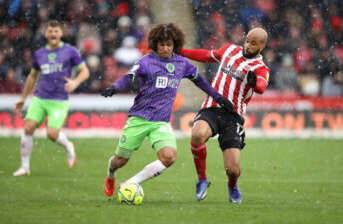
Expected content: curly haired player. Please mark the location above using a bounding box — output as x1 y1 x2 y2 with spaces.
102 23 233 197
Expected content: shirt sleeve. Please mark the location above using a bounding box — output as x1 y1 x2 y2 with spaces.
183 60 199 80
112 60 145 91
31 51 40 70
70 47 83 67
211 43 232 62
180 43 232 63
128 60 146 77
253 66 270 94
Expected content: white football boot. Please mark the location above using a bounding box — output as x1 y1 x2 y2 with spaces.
13 167 30 177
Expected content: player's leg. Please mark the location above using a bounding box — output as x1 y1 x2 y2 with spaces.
219 117 245 204
45 99 75 168
13 97 45 176
191 120 212 180
105 155 129 196
46 127 76 168
223 148 242 204
191 120 213 201
104 116 148 196
190 109 218 200
125 147 176 185
124 121 177 185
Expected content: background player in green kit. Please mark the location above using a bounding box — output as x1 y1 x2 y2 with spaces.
102 23 233 197
13 20 89 176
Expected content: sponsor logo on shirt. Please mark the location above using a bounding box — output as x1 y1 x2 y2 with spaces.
221 64 245 81
156 76 168 88
40 63 63 75
155 76 180 89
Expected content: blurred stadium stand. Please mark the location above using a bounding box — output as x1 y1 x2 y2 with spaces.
0 0 342 96
0 0 342 137
192 0 342 97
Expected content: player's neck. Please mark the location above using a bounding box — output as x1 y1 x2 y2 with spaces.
153 51 174 60
243 52 262 59
46 41 64 50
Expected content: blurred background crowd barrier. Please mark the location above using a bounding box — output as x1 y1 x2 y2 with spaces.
0 0 342 137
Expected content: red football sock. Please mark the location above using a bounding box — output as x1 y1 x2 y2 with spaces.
228 176 238 188
227 169 240 188
191 142 207 180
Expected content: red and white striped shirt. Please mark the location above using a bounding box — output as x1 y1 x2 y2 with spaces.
197 43 270 116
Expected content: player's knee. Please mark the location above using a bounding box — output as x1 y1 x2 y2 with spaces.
191 129 208 145
24 123 36 135
47 131 58 141
158 148 177 167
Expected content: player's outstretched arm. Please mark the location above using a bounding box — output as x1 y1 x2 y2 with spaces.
191 74 233 112
180 48 215 62
15 69 39 115
180 44 229 63
101 74 135 97
64 63 90 93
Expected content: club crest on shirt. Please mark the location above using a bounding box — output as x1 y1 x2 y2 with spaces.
165 63 175 73
48 53 57 62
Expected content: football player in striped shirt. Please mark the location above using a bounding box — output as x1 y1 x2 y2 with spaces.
181 27 270 203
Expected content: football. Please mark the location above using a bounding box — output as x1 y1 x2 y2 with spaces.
117 183 144 205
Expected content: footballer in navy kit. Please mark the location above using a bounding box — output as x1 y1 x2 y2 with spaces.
13 20 89 177
102 23 233 197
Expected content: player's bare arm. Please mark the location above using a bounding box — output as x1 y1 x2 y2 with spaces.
15 69 39 115
64 63 89 93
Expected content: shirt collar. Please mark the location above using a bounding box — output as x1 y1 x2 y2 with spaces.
45 41 64 50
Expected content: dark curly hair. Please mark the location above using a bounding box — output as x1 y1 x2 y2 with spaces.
148 23 185 54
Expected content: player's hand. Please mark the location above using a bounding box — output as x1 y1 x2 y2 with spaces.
64 77 79 93
247 71 257 88
14 99 25 116
101 87 117 97
216 97 233 112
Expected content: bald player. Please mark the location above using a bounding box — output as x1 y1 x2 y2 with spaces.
180 27 270 203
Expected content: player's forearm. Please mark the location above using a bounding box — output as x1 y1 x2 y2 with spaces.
20 73 37 101
180 48 215 62
192 75 222 102
111 74 133 92
74 65 89 87
254 78 268 94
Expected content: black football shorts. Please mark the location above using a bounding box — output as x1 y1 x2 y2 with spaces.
193 107 246 150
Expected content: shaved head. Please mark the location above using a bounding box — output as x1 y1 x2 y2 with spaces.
243 27 268 58
247 27 268 47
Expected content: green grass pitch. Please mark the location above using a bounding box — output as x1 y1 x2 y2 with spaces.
0 137 342 224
